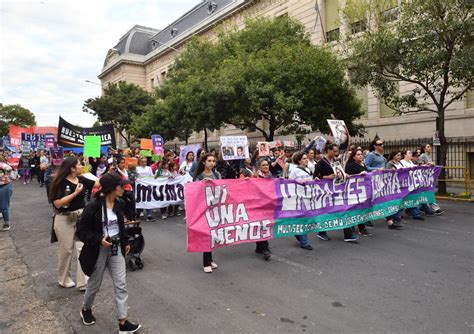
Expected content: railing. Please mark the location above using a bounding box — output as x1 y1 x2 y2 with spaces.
438 166 472 197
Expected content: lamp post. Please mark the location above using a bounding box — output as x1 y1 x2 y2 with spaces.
85 80 101 86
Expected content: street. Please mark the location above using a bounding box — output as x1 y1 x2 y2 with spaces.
2 182 474 333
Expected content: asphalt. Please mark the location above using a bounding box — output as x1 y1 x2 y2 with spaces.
2 182 474 334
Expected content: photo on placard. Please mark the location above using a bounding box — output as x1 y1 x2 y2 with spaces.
327 120 350 151
258 142 270 157
331 161 347 186
220 136 249 160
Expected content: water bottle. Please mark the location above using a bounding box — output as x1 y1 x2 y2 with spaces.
63 185 71 209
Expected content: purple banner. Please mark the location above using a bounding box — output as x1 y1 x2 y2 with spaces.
152 134 164 156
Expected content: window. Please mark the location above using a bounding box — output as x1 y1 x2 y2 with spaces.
150 78 154 88
325 0 340 42
207 1 217 15
466 90 474 109
351 20 367 34
379 84 399 118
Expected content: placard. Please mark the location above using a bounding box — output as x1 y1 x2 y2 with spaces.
220 136 249 160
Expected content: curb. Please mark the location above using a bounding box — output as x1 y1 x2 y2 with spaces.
436 196 474 203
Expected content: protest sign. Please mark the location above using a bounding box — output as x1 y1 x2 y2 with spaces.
327 120 350 151
179 144 201 163
185 166 441 252
140 138 153 151
57 117 115 148
283 140 295 148
84 135 101 158
220 136 249 160
268 140 282 149
258 142 270 157
331 161 347 186
20 133 52 150
45 133 55 148
152 155 162 162
135 174 193 209
140 150 152 157
50 147 64 165
433 131 441 146
151 135 164 156
124 157 138 169
7 158 20 169
9 125 57 147
314 136 327 152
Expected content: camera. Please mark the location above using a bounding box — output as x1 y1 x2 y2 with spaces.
107 235 121 256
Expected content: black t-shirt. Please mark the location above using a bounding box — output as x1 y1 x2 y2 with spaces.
314 158 334 179
53 176 95 213
345 161 367 175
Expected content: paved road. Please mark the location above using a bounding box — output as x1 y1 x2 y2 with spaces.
5 182 474 333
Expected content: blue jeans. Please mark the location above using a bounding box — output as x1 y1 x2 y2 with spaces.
0 183 13 222
406 207 421 218
137 208 153 219
295 234 310 247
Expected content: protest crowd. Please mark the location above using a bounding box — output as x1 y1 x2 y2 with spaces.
0 129 444 333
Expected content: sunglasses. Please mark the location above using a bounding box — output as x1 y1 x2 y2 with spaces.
375 142 384 146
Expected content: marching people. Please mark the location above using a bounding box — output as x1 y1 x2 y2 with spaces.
49 157 98 290
365 138 386 171
193 153 221 273
76 172 141 333
314 143 359 242
136 157 155 222
179 151 194 175
399 150 425 221
344 148 373 235
20 152 31 184
39 149 49 187
288 151 314 250
384 151 405 229
418 144 443 215
0 156 14 231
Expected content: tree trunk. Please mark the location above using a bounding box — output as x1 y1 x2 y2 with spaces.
437 109 448 195
204 128 208 151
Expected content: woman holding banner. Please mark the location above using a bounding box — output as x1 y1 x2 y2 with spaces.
288 152 314 250
384 151 404 229
0 156 14 231
193 153 221 273
344 149 372 236
314 143 359 242
49 157 99 290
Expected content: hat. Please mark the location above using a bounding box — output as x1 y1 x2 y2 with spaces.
99 172 130 194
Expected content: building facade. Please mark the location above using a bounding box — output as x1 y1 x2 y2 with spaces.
99 0 474 150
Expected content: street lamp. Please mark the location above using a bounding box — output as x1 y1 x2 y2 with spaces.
85 80 101 86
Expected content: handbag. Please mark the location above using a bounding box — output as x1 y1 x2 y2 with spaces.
50 214 58 243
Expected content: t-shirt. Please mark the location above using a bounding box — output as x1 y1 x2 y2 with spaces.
314 158 335 179
102 208 119 238
399 160 415 168
53 176 95 213
136 165 153 178
307 160 316 175
288 167 313 182
179 161 193 174
96 164 106 178
418 153 433 165
345 161 367 175
195 171 222 181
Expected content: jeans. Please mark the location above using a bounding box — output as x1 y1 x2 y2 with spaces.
406 207 421 218
256 240 269 251
137 209 153 219
295 235 310 247
83 246 128 320
203 252 213 267
386 210 402 222
0 183 13 222
319 228 353 239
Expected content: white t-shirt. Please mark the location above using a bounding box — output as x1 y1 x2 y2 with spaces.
136 165 153 178
400 160 415 168
102 208 119 238
289 167 313 182
179 161 193 173
307 160 316 175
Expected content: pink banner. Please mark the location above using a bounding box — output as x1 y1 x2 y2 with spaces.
9 125 57 147
185 178 276 252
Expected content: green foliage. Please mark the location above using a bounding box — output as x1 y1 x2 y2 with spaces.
134 16 363 143
83 82 154 146
0 103 36 136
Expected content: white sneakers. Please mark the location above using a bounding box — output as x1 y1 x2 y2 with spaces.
203 262 218 273
58 278 76 288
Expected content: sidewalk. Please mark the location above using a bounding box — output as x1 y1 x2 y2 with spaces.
0 229 69 333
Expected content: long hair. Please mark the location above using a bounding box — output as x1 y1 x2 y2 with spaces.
48 157 78 202
291 151 306 165
193 153 214 181
387 150 401 162
347 148 364 164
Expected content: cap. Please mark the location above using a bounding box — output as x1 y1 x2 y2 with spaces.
99 172 130 194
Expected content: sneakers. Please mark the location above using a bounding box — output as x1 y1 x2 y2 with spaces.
176 212 182 217
359 229 372 237
413 216 425 221
435 209 444 216
210 262 218 269
388 222 403 230
80 309 96 325
301 244 314 250
146 217 156 222
161 214 168 220
58 278 76 288
2 222 11 231
203 266 213 273
365 221 374 228
316 233 331 241
344 235 359 242
255 248 272 261
119 320 141 333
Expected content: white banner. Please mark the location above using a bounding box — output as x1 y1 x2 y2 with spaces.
135 174 193 209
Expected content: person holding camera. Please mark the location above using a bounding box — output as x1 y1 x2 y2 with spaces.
76 172 141 333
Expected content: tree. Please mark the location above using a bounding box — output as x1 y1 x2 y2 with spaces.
83 82 154 147
345 0 473 194
0 103 36 136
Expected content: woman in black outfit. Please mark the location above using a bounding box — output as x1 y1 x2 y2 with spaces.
344 148 372 236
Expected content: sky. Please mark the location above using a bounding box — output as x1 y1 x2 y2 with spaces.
0 0 199 127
